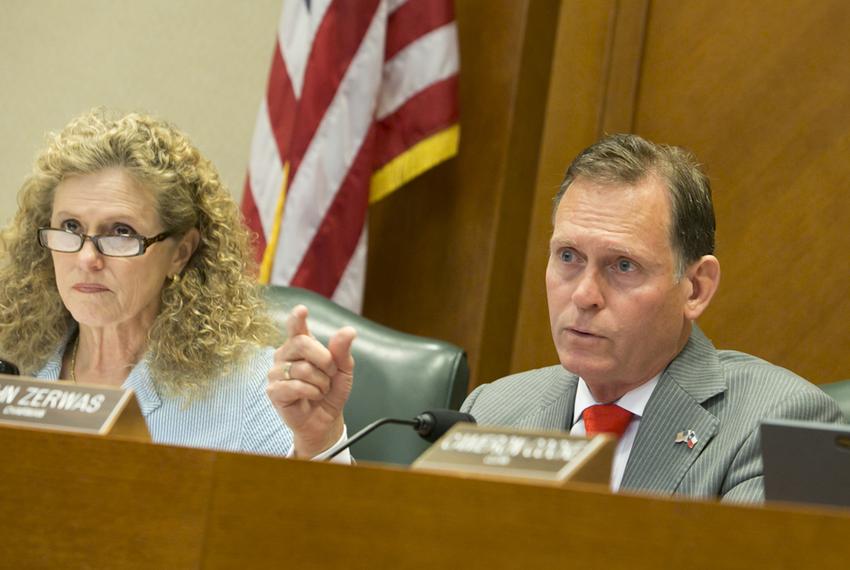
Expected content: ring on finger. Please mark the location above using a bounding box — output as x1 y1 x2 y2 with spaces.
282 361 293 381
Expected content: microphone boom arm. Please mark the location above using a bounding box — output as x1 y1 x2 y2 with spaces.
325 417 418 459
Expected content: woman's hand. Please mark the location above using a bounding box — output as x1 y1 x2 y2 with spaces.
266 305 355 458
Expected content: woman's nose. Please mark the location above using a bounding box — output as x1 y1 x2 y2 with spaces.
76 237 105 270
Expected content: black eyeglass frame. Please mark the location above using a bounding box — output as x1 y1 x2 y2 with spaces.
37 227 171 258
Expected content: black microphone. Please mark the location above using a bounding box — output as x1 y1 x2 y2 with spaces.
324 409 476 460
415 409 476 443
0 360 19 376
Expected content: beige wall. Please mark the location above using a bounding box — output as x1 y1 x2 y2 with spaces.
0 0 281 223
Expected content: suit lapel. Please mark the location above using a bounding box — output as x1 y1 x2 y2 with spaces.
621 326 725 494
517 369 578 432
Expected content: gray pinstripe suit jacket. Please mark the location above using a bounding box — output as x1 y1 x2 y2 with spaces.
461 325 844 503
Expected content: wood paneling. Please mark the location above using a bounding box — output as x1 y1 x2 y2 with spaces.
512 0 850 384
4 426 850 568
633 0 850 382
208 444 850 569
1 429 213 568
476 0 562 384
599 0 650 135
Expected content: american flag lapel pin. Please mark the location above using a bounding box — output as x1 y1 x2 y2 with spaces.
675 429 698 449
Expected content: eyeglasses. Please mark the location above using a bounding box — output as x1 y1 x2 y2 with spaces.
37 227 171 257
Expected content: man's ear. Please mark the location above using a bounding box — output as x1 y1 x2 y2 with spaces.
169 228 200 276
683 255 720 321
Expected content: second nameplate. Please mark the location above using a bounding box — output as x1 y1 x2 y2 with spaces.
412 423 614 487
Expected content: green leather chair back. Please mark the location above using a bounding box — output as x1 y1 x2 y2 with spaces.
820 379 850 422
263 286 470 465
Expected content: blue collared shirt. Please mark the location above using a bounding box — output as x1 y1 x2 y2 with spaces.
35 342 294 456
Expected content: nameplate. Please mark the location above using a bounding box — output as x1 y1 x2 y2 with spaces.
412 424 614 486
0 374 149 441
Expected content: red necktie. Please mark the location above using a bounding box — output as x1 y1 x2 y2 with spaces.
583 404 633 438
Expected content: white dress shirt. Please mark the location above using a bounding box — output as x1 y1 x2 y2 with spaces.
570 374 660 491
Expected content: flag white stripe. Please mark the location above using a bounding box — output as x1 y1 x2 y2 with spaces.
377 22 458 120
248 99 285 236
386 0 408 15
279 0 333 98
268 4 387 285
331 221 368 312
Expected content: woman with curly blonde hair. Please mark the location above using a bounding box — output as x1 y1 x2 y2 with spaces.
0 110 355 459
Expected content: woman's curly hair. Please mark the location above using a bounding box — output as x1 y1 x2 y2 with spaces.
0 109 280 399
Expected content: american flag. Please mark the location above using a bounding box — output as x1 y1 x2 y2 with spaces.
242 0 460 312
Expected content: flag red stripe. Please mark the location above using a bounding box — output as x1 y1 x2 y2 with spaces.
240 176 266 263
290 126 374 296
373 75 459 170
287 0 381 180
266 42 297 161
385 0 455 61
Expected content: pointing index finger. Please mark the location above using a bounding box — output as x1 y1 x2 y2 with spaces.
285 305 311 339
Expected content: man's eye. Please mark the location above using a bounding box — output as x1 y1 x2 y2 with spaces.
616 259 635 272
560 249 575 263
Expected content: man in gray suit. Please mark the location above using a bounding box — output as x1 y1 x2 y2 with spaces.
461 134 843 503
